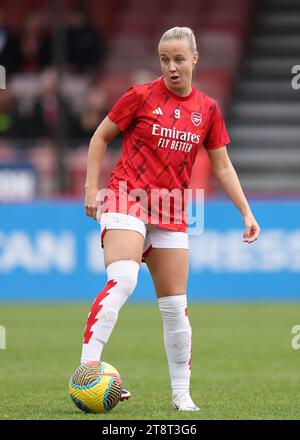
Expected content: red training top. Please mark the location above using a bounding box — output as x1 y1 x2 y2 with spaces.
103 76 230 232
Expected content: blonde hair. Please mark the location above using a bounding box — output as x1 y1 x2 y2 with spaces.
159 26 197 53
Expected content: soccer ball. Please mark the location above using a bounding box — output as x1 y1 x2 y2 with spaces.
69 361 122 414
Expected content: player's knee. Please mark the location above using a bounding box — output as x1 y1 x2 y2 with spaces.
106 260 139 298
164 328 192 363
116 273 138 297
108 271 138 298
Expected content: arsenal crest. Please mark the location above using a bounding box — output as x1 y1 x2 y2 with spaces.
191 112 202 126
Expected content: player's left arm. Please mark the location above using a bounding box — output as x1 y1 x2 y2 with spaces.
207 146 261 243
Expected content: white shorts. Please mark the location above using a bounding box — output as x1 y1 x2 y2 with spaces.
100 212 189 261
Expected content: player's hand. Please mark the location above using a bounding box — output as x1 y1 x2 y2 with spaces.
84 188 99 221
243 213 261 244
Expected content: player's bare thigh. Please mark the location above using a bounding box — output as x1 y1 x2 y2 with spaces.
145 248 189 298
103 229 145 268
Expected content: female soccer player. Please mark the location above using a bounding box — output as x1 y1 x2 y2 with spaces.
80 27 260 411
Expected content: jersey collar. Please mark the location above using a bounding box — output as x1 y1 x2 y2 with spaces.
159 76 196 101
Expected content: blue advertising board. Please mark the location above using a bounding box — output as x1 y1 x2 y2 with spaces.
0 200 299 302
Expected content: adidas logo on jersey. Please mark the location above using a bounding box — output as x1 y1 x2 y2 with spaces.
153 107 163 115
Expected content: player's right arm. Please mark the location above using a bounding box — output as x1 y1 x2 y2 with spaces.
85 116 120 220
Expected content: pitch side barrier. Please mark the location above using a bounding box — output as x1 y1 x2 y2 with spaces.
0 200 299 301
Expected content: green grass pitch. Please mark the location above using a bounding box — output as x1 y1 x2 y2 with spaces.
0 303 299 420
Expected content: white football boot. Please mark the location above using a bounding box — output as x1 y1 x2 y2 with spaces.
120 388 131 401
172 391 200 412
